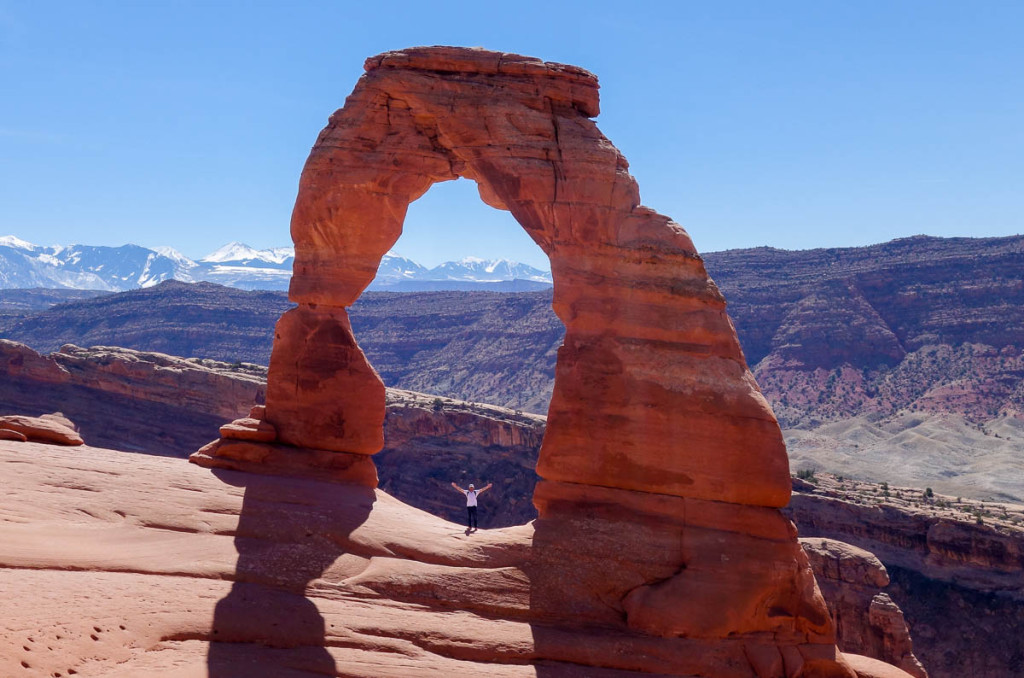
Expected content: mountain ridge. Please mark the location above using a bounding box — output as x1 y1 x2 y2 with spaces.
0 236 553 292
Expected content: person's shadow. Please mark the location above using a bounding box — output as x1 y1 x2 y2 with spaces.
206 468 374 677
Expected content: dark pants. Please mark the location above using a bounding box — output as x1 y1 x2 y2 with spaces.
467 506 478 528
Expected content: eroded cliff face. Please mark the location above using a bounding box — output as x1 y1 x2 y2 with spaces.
0 339 266 455
800 538 927 678
786 476 1024 678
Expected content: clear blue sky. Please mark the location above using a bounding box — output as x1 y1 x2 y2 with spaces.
2 1 1022 269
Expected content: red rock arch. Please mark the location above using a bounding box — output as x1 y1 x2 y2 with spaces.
190 49 927 673
199 46 790 509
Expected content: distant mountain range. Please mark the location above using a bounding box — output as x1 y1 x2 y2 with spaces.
0 236 553 292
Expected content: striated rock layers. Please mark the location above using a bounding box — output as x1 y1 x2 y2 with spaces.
192 46 912 676
0 412 83 445
0 339 266 456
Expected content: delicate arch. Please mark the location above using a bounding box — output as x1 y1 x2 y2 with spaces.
207 46 791 508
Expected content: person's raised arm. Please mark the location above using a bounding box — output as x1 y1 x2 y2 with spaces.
478 482 494 494
451 482 465 493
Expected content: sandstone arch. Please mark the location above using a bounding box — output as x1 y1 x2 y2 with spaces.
198 46 789 507
193 47 913 676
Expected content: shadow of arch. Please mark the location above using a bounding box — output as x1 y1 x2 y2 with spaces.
206 469 374 677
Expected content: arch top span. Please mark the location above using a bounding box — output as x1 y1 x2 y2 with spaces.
289 46 646 309
363 46 601 118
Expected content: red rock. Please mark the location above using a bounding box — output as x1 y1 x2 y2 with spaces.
219 417 277 442
189 46 917 677
0 428 27 442
0 413 83 446
0 341 266 422
265 306 385 454
802 538 928 678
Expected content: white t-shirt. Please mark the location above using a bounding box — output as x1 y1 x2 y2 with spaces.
464 490 478 507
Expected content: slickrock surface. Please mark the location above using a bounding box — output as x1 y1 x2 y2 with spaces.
4 441 904 678
192 46 912 676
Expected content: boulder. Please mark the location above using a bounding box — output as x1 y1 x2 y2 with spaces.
0 413 83 446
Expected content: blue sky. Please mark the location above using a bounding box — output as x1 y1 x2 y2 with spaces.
1 1 1022 269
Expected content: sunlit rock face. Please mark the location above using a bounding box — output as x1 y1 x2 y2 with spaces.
191 46 917 677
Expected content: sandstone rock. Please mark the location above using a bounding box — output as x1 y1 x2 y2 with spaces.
802 538 927 678
219 417 277 442
788 482 1024 677
0 340 266 422
0 340 267 457
0 441 910 678
0 428 26 441
265 306 385 454
0 413 83 445
250 43 789 505
189 45 914 677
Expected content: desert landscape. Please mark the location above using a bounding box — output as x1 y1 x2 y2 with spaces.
1 32 1022 678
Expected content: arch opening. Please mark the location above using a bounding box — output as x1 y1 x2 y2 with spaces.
356 176 563 529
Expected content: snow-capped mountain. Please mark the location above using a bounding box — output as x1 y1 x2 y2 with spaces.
0 239 193 291
426 257 551 283
375 251 429 282
201 242 294 266
0 236 553 293
197 242 295 290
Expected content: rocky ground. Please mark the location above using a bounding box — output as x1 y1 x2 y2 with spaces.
4 440 914 678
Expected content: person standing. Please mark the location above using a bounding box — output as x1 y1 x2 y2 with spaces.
451 481 493 530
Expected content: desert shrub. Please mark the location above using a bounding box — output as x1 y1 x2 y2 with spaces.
925 487 934 499
796 468 816 481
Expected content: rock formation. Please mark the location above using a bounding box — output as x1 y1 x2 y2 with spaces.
0 412 83 445
801 538 927 677
786 476 1024 677
189 46 915 676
